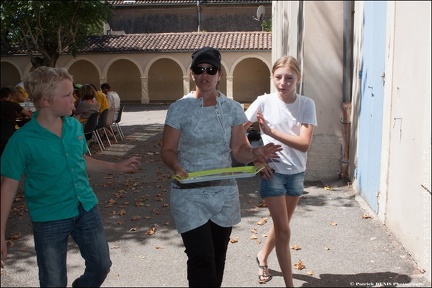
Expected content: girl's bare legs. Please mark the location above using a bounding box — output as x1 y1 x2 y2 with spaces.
261 196 300 287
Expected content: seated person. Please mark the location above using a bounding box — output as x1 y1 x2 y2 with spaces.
74 84 100 123
1 86 32 126
90 83 109 116
13 84 29 103
73 84 82 108
101 83 121 121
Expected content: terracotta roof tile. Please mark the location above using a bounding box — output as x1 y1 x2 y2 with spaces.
1 32 271 55
81 31 271 53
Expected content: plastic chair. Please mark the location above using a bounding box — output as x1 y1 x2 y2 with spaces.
105 108 118 143
83 112 103 155
95 109 111 147
111 105 125 141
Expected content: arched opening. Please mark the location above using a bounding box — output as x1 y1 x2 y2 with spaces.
233 58 270 103
106 59 141 102
149 58 183 103
68 60 100 87
1 62 21 87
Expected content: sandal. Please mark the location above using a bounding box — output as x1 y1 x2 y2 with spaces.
256 257 273 284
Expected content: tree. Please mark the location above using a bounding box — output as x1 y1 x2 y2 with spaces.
261 18 272 32
1 0 112 68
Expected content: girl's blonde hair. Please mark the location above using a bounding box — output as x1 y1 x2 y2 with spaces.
24 66 73 110
272 55 302 82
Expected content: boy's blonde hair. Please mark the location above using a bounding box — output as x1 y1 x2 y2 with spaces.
24 66 73 110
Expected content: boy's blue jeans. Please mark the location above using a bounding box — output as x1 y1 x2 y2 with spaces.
32 204 112 287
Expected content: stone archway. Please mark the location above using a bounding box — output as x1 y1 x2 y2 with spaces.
1 61 21 87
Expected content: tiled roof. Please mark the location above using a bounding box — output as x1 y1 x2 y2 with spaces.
81 32 271 53
109 0 272 7
1 31 271 55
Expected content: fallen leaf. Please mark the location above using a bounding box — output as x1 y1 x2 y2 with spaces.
131 215 141 221
230 237 239 243
257 217 268 226
362 213 372 219
293 260 305 270
9 232 21 240
307 271 314 275
145 226 157 236
250 228 257 234
329 221 337 226
107 199 117 205
129 227 139 232
257 200 267 207
152 208 162 215
324 185 333 190
324 247 330 250
155 245 163 249
290 244 301 250
250 235 258 240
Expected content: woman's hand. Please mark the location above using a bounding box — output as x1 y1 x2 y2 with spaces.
251 143 283 161
173 163 188 180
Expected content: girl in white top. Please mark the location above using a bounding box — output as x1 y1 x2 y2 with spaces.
244 55 317 286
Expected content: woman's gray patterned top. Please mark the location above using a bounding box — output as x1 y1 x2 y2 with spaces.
164 91 247 233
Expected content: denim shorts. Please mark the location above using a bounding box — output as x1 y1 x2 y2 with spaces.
259 171 305 198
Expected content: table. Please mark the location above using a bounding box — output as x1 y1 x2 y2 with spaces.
19 102 36 112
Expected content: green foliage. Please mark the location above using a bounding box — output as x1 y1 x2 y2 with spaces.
1 0 113 67
261 18 272 32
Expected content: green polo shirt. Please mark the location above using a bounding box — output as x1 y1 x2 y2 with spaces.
1 111 98 222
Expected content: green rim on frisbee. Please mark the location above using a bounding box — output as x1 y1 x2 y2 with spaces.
173 165 265 184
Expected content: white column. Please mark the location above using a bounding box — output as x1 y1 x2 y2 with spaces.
141 77 149 103
272 1 300 93
226 75 234 99
183 75 191 95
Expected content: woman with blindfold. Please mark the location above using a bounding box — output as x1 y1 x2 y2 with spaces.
161 46 282 287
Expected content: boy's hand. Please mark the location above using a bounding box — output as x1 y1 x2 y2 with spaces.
118 156 141 173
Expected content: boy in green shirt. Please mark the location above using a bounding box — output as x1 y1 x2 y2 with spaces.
1 66 141 287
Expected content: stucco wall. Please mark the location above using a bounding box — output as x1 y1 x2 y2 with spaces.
110 4 271 33
301 1 345 181
383 1 431 280
351 1 431 280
